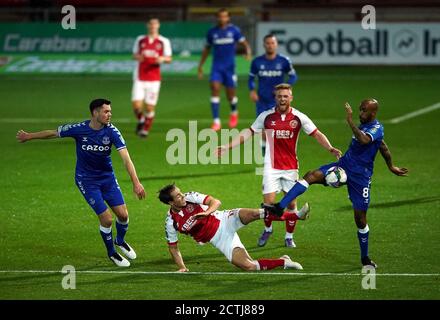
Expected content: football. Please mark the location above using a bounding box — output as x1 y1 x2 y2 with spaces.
325 166 347 188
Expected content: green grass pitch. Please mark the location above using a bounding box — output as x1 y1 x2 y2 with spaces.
0 66 439 299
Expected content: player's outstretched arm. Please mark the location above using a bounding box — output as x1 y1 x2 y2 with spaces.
118 148 146 199
345 102 371 145
168 244 189 272
379 140 409 176
311 130 342 159
197 46 210 79
215 128 253 157
16 129 58 143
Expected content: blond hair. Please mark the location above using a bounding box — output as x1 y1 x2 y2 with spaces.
274 83 292 91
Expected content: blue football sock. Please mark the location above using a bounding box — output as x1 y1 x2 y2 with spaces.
279 180 309 208
99 225 116 256
210 97 220 119
115 218 128 245
357 225 370 258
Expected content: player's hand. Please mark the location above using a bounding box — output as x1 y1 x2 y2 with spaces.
345 102 353 123
134 54 144 62
197 66 203 79
16 130 30 143
133 182 146 200
390 166 409 176
249 90 259 102
156 56 165 64
215 146 227 158
330 147 342 159
177 267 189 272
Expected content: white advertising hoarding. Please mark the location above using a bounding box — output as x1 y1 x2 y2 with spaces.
256 23 440 64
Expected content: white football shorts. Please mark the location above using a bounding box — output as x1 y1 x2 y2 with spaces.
131 80 161 105
210 209 245 262
262 168 299 195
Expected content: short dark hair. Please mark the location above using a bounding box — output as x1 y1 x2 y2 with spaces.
217 8 229 16
263 34 276 41
158 183 177 204
89 98 111 115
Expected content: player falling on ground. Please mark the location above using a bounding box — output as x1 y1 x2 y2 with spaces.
197 8 252 131
263 99 408 268
217 83 341 248
248 34 298 246
132 18 172 138
159 184 307 272
16 99 146 267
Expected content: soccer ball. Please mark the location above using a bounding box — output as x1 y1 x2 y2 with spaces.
325 166 347 188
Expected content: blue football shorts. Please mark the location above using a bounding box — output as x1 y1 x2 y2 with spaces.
75 175 125 215
319 161 372 211
210 67 237 88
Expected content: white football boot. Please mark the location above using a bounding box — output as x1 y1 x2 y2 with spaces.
280 255 303 270
115 241 137 260
109 252 130 267
296 202 310 220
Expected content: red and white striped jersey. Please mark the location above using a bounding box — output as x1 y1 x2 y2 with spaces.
165 192 220 244
132 35 172 81
250 107 318 170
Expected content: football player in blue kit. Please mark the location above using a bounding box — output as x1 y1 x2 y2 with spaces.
198 8 252 131
263 99 408 268
16 99 146 267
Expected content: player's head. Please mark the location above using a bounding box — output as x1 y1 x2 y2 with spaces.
89 98 112 125
147 18 160 35
216 8 230 26
158 184 186 208
263 34 278 55
359 98 379 124
274 83 293 111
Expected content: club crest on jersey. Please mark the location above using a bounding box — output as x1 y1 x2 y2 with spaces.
186 204 195 213
276 63 282 69
290 120 298 128
88 198 95 205
102 136 110 145
156 43 162 50
260 64 265 69
227 31 233 37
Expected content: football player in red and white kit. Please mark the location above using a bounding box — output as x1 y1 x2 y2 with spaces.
132 18 172 138
158 184 304 272
217 83 342 247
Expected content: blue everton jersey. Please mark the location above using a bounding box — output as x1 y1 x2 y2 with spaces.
206 24 244 69
57 120 126 178
340 120 384 175
249 54 297 103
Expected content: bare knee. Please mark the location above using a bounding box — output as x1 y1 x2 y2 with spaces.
234 260 257 272
99 215 113 228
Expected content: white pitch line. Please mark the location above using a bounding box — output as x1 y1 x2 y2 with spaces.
389 102 440 124
0 270 438 277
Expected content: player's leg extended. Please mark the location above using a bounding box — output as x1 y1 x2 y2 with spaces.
231 247 302 271
209 80 222 131
257 192 280 247
140 81 160 137
225 85 238 128
111 204 136 260
132 80 146 135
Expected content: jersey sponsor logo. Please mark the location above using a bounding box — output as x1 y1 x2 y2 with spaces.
182 216 197 232
102 136 110 145
276 129 295 139
142 49 159 58
81 144 111 152
258 70 283 77
213 38 234 45
290 120 298 128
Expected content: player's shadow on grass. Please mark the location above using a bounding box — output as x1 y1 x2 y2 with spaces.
334 195 440 211
127 169 256 182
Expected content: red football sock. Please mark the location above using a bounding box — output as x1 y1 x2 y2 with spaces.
143 115 155 132
285 219 297 233
257 259 285 270
134 110 145 122
281 211 299 221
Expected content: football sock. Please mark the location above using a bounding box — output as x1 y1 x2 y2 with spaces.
285 219 297 233
134 109 145 123
357 225 370 259
257 259 284 270
210 96 220 119
264 218 273 228
279 180 309 209
264 225 273 232
115 218 129 245
99 225 116 256
143 111 155 132
230 96 238 112
285 232 293 239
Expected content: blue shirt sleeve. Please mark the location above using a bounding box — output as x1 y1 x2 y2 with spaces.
233 26 245 43
109 125 127 150
248 59 257 91
283 56 298 85
57 123 82 138
206 29 213 47
365 124 384 142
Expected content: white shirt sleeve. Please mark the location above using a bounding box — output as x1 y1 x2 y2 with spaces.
251 110 270 133
165 213 178 244
132 35 143 54
184 191 209 205
160 36 172 57
296 110 318 135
